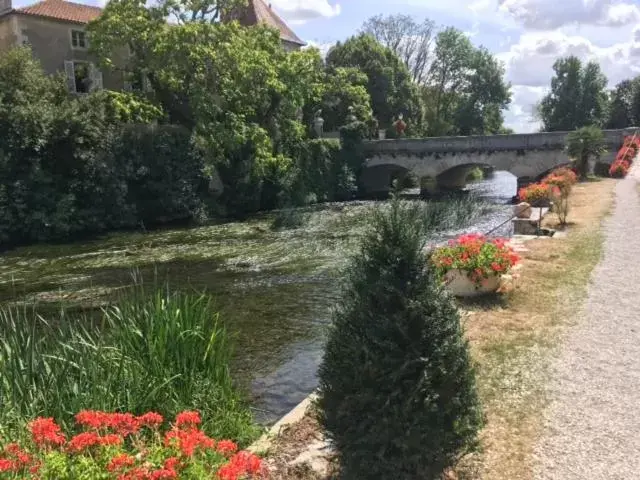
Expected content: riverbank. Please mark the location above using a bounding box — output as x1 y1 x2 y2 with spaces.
258 178 616 479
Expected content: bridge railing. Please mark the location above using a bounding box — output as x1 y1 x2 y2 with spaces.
362 129 633 154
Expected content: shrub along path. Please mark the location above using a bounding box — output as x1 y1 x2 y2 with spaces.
533 164 640 479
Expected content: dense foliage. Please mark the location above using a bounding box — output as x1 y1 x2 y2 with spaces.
0 412 265 479
538 56 608 131
0 48 210 246
362 16 512 136
318 201 483 479
326 34 424 132
0 288 260 446
88 1 374 218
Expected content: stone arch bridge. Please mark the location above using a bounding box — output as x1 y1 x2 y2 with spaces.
360 128 635 196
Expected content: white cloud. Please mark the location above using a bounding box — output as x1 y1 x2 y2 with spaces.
303 40 336 57
270 0 341 25
499 30 640 87
504 85 546 132
498 0 640 30
497 28 640 131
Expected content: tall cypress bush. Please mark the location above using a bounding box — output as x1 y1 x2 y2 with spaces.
317 200 483 479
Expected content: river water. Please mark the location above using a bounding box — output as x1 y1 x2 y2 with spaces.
0 171 517 426
245 171 517 424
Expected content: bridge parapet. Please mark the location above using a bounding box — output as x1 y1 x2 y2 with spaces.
363 128 635 155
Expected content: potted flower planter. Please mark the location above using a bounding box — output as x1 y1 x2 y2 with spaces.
444 270 501 297
431 233 520 298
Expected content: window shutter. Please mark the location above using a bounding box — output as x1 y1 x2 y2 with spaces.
89 63 103 91
64 61 76 93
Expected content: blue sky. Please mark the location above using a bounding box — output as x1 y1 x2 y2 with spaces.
14 0 640 132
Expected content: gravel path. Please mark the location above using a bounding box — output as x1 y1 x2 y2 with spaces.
533 166 640 479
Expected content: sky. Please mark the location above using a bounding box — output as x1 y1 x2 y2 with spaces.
271 0 640 133
14 0 640 132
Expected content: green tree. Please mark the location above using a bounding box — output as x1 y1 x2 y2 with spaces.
566 126 606 179
89 0 330 216
452 47 511 135
318 200 483 480
539 56 608 131
425 28 474 136
606 80 635 128
423 28 511 136
326 34 424 132
361 14 435 85
605 78 640 129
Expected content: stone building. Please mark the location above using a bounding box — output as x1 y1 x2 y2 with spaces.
0 0 305 93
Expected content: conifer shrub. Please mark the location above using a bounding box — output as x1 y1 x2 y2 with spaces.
317 200 483 480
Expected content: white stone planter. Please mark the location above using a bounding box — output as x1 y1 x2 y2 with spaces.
444 269 501 297
378 129 386 140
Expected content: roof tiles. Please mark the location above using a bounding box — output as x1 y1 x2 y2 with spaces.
227 0 305 46
16 0 102 24
10 0 304 46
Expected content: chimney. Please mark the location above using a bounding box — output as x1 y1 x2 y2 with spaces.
0 0 12 14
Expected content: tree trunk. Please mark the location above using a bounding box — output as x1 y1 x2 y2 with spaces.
578 153 590 180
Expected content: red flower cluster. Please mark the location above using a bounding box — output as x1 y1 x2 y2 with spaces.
164 426 215 457
0 443 35 474
28 417 66 447
519 167 578 205
75 410 162 435
174 411 200 429
1 411 265 480
518 183 557 204
67 431 123 453
217 451 264 480
610 135 639 178
541 167 577 196
432 233 520 286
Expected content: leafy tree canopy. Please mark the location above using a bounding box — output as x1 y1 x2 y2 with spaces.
326 34 424 130
425 27 511 136
539 55 608 131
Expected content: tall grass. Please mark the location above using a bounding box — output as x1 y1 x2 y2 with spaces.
415 195 495 232
0 287 260 446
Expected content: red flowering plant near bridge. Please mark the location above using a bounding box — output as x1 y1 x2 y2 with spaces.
609 135 638 178
431 233 520 286
0 411 266 480
517 182 559 205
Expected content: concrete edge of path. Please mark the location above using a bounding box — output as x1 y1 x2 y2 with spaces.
248 393 318 453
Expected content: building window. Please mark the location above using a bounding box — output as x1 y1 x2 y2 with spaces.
70 29 87 49
64 61 102 94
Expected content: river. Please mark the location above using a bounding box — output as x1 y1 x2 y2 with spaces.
0 171 517 425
